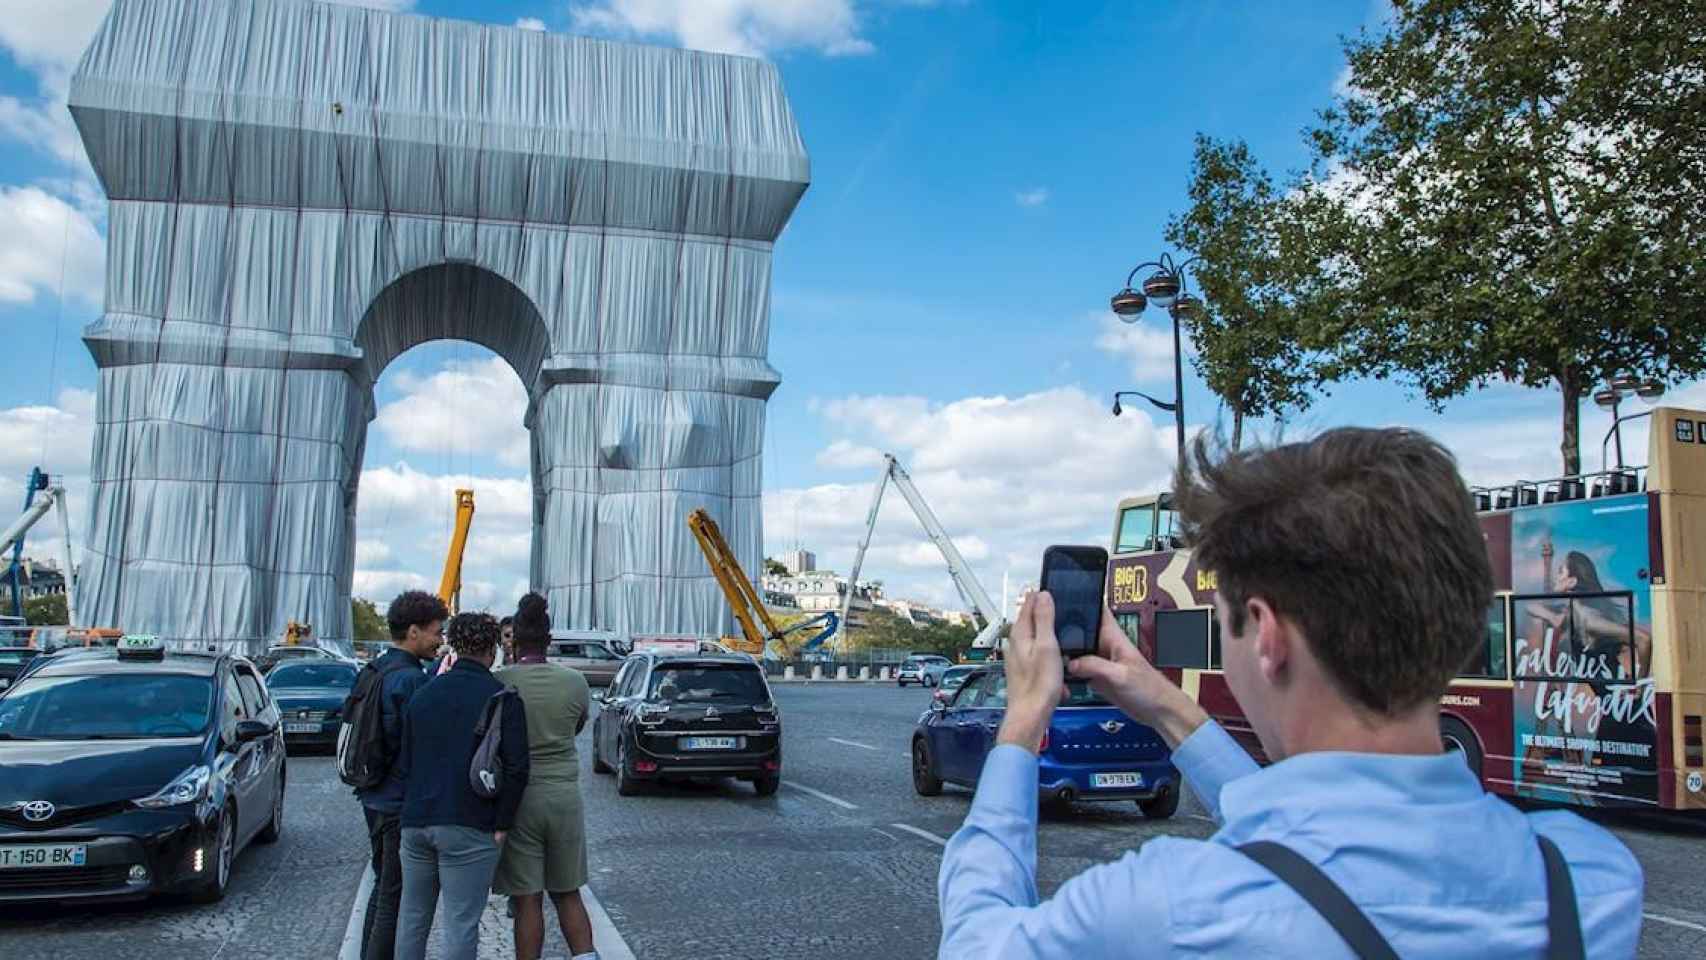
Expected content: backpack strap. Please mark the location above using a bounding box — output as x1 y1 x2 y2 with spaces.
1235 841 1400 960
1537 835 1585 960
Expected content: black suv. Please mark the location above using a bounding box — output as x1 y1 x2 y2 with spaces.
0 638 286 904
591 653 780 796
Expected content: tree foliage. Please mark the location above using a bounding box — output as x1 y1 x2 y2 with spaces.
843 606 976 659
1165 135 1324 448
1295 0 1706 473
351 597 387 644
24 593 67 626
762 557 789 577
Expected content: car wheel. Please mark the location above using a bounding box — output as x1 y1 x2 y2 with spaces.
1139 786 1179 820
592 734 613 775
192 804 237 903
615 740 641 797
256 770 285 844
912 738 942 797
897 680 907 687
1440 717 1484 781
753 773 780 797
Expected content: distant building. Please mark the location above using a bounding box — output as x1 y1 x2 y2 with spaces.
761 570 877 614
781 549 816 575
9 558 68 599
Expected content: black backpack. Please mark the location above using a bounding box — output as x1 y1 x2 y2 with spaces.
469 689 520 800
337 654 414 790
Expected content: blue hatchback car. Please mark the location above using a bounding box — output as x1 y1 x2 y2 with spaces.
911 665 1180 818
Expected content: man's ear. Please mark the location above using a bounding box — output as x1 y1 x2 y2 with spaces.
1249 597 1289 684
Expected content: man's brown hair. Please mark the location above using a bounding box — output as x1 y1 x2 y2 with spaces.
1173 427 1493 716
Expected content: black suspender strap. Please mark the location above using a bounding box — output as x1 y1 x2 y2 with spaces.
1537 835 1585 960
1236 836 1587 960
1235 841 1400 960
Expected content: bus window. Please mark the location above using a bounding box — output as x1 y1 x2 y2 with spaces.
1115 505 1155 553
1115 612 1142 646
1158 508 1180 548
1459 598 1509 679
1155 608 1211 669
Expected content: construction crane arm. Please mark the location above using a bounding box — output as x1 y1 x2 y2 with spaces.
437 489 476 614
2 480 80 629
838 455 1006 651
687 508 782 655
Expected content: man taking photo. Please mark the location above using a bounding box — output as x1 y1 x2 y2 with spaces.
938 428 1642 958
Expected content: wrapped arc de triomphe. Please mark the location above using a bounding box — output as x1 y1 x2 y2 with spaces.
66 0 810 652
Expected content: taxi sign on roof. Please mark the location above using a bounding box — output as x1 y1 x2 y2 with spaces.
117 634 166 658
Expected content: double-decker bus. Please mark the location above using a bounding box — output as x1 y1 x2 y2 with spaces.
1106 405 1706 812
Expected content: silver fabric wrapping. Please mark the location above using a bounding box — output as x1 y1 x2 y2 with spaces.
68 0 809 653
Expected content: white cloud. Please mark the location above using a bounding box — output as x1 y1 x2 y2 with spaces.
1094 310 1192 384
570 0 875 58
515 16 547 31
769 386 1179 613
0 388 95 480
0 185 105 307
814 439 886 471
372 357 531 469
1014 187 1050 208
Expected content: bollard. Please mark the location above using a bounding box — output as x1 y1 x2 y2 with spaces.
880 666 891 680
859 666 871 680
836 665 849 681
810 664 823 680
784 665 796 680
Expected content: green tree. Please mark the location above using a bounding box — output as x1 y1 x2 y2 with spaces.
351 597 387 644
1165 135 1324 449
763 557 788 577
24 593 67 626
1297 0 1706 474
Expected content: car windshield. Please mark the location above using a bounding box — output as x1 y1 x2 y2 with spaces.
0 650 33 664
0 673 213 739
648 664 767 702
941 668 973 688
1063 679 1109 707
268 662 357 688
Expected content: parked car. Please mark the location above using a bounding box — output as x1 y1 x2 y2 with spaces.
253 645 345 675
896 654 951 687
930 664 980 705
265 660 358 752
547 636 627 686
591 652 780 797
0 636 286 903
911 665 1180 818
0 646 37 693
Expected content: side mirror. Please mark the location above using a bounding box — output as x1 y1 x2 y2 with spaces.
235 719 273 744
929 698 947 714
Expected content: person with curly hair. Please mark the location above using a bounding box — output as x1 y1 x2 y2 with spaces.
493 593 598 960
394 612 530 960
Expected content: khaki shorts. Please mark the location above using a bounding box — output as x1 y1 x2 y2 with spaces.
493 783 587 896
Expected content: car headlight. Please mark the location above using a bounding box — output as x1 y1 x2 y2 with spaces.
134 764 212 809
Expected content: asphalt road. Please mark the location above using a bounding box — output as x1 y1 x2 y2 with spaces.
3 682 1704 958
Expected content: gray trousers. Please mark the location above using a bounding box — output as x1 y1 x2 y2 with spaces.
394 825 501 960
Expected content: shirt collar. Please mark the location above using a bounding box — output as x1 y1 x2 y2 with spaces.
449 657 490 675
386 646 424 668
1217 748 1485 835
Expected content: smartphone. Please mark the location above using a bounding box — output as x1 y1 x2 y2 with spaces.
1039 545 1108 658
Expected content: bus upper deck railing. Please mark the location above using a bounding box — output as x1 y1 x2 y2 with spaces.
1472 465 1648 513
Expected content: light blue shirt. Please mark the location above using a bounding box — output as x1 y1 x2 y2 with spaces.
939 720 1644 958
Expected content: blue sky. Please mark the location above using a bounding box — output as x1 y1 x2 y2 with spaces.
0 0 1696 617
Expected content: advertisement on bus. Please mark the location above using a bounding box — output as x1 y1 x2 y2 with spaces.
1505 495 1658 806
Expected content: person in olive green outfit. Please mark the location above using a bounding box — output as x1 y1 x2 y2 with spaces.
493 593 597 960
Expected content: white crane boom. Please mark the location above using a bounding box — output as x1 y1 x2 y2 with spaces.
837 454 1004 651
0 482 80 629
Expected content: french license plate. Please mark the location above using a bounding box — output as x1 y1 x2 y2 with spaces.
680 736 738 750
0 844 86 869
284 722 319 733
1091 772 1143 789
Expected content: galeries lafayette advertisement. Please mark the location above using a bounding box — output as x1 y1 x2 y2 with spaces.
1500 496 1658 806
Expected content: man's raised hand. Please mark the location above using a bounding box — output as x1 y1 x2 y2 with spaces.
1066 605 1209 749
994 590 1067 754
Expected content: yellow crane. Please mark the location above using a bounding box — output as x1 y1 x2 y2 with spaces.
686 508 838 660
438 489 476 614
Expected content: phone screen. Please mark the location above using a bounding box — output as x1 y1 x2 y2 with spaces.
1041 546 1108 657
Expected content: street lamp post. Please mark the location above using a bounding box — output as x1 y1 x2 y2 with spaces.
1594 375 1665 471
1110 252 1203 466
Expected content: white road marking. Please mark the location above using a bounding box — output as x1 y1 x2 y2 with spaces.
1187 814 1216 824
583 885 638 960
1645 911 1706 934
828 737 878 751
339 861 374 960
890 822 949 847
783 780 860 809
